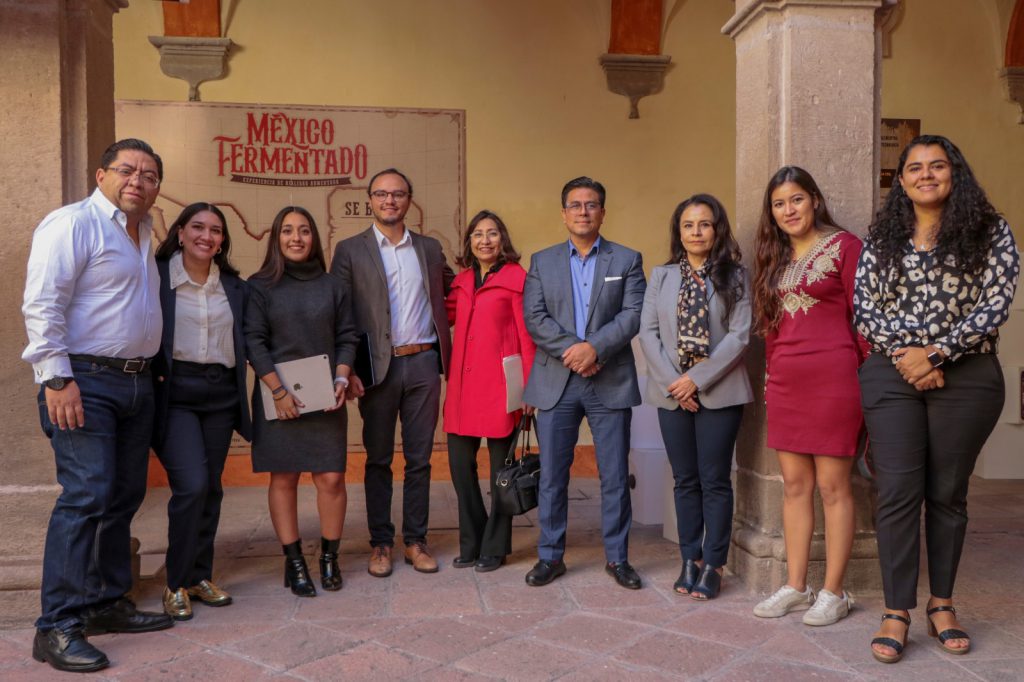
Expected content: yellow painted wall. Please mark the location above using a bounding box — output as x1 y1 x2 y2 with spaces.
113 0 738 271
883 0 1024 238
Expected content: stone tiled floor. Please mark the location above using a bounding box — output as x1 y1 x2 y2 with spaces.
2 477 1023 680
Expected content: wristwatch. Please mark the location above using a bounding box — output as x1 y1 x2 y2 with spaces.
926 350 945 368
44 376 74 390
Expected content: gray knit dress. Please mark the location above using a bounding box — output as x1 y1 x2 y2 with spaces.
245 259 358 472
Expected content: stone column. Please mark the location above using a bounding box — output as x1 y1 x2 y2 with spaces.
0 0 127 624
722 0 886 594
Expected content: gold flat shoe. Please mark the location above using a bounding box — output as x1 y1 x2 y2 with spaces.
187 579 233 607
163 587 193 621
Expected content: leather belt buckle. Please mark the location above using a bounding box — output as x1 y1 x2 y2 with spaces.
392 343 432 357
122 358 147 374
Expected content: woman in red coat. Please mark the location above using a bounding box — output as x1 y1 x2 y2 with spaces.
444 210 536 572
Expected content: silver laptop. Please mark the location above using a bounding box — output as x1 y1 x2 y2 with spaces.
260 354 337 421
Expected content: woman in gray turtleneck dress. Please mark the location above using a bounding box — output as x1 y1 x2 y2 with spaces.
245 206 359 597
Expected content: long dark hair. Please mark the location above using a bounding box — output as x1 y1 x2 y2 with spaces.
752 166 843 335
252 206 326 285
868 134 1000 273
667 194 744 325
155 202 239 276
456 209 521 269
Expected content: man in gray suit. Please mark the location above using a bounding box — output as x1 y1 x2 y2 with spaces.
330 168 454 578
522 176 646 589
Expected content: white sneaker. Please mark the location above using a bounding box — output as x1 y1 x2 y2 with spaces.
802 588 853 626
753 585 815 618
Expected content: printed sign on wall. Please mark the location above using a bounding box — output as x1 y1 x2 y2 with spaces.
116 100 466 277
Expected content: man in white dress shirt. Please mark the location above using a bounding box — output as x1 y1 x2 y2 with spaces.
330 168 454 578
23 139 173 673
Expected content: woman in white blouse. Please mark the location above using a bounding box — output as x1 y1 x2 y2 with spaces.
152 203 251 621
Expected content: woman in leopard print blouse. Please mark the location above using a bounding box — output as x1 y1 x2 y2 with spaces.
855 135 1019 664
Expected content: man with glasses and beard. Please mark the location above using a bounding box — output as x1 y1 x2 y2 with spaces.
331 168 454 578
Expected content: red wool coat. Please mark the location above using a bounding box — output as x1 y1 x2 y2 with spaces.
442 263 536 438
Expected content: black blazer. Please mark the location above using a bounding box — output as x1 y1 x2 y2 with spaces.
152 257 253 450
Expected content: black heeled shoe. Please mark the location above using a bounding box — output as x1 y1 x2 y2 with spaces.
690 564 722 600
927 605 970 655
319 537 343 591
674 559 700 595
871 612 910 663
283 540 317 597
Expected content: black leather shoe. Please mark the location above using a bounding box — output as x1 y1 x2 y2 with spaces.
452 555 477 569
690 563 722 600
674 559 700 595
319 537 343 591
474 556 506 573
83 598 174 635
606 561 642 590
525 559 566 586
283 540 317 597
33 626 109 673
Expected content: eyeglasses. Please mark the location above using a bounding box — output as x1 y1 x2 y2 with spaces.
369 190 409 201
105 165 161 188
565 201 602 213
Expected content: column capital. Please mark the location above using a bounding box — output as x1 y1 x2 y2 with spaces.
723 0 887 38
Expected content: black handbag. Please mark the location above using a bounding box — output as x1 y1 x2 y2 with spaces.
493 415 541 516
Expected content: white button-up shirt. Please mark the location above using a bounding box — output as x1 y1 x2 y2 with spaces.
169 252 235 367
372 224 437 347
22 188 162 382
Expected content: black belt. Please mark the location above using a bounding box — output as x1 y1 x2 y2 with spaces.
173 360 234 382
69 354 152 374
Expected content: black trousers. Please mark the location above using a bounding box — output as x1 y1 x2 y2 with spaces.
447 432 516 559
658 404 743 567
359 349 441 547
156 362 238 590
859 353 1004 609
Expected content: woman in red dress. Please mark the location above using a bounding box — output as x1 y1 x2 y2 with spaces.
444 210 536 572
751 167 866 627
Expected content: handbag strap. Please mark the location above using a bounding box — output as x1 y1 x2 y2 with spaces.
504 413 533 466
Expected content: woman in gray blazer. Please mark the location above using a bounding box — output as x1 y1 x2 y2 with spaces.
639 194 753 600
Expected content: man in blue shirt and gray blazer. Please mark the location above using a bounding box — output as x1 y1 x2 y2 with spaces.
522 176 646 590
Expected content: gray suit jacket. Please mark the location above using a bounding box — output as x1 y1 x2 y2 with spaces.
330 226 454 385
522 238 646 411
638 263 753 410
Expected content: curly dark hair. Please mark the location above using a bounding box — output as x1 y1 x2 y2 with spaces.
752 166 843 335
867 135 1000 273
666 194 744 325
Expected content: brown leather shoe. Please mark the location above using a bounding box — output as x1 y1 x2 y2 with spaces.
404 542 439 573
368 546 393 577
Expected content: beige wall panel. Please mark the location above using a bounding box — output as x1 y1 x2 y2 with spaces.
112 0 738 273
883 0 1024 238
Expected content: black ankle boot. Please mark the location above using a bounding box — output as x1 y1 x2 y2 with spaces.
282 540 317 597
319 537 343 591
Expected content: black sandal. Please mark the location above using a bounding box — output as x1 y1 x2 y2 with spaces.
673 559 700 595
871 612 910 664
689 564 721 601
927 605 971 655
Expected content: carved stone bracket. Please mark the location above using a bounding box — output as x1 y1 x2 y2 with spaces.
599 53 672 119
1000 66 1024 124
148 35 232 102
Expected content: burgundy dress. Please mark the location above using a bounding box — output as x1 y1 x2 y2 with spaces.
765 230 867 457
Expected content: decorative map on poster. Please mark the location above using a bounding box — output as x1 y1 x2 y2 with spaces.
116 101 466 452
115 100 466 278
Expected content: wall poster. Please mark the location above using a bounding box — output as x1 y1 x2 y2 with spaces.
117 100 466 455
